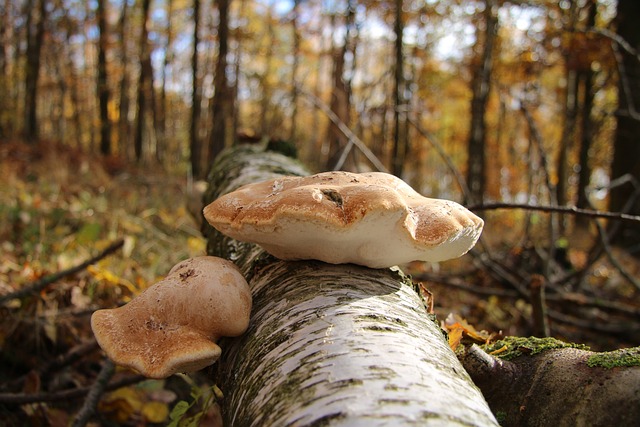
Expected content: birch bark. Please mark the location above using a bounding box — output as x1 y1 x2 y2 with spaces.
203 145 498 426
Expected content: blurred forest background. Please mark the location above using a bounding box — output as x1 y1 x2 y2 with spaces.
1 0 639 425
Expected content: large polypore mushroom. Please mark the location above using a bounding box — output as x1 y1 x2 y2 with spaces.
204 171 483 268
91 256 251 379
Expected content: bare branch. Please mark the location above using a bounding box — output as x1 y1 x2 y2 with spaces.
406 114 471 198
0 373 144 405
468 202 640 223
0 239 125 305
295 86 388 173
72 360 115 427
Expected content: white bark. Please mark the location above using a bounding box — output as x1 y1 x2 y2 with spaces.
204 145 498 426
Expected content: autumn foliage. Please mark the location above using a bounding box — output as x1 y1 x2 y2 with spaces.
1 0 639 424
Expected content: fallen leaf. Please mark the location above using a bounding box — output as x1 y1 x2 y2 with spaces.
142 401 170 424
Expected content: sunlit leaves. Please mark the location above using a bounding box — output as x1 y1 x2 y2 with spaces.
98 380 174 425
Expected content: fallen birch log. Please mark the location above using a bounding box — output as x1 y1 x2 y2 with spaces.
202 144 498 426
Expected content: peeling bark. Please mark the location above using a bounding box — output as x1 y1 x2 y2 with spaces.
203 145 498 426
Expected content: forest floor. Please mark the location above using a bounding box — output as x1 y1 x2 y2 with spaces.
1 140 638 426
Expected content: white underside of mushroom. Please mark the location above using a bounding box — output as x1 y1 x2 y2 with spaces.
204 171 484 269
233 209 480 268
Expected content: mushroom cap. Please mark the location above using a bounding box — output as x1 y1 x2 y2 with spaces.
91 256 251 378
203 171 483 268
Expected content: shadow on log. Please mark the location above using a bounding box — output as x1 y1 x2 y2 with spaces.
202 145 498 426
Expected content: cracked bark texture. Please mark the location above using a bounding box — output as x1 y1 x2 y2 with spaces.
203 145 497 426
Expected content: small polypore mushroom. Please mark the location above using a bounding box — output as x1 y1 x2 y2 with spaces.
91 256 251 379
203 171 483 268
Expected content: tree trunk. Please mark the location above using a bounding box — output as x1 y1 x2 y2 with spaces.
575 0 597 227
259 5 274 136
190 0 203 178
157 0 173 164
325 2 355 171
202 145 498 426
96 0 111 156
289 0 301 142
134 0 152 162
207 0 231 167
392 0 406 178
0 0 10 138
609 0 640 246
23 0 47 142
117 0 131 159
466 0 497 205
557 0 580 213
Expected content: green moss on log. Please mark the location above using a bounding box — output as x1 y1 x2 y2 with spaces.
587 346 640 369
481 336 590 361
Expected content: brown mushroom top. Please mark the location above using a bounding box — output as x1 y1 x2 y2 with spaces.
203 171 483 268
91 256 251 378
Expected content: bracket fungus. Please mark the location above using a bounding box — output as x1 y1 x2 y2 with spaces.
204 171 483 268
91 256 252 379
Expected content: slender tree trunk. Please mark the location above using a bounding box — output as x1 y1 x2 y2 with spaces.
466 0 498 205
325 1 355 170
202 145 498 426
23 0 47 142
117 0 131 159
231 0 243 143
207 0 231 167
557 71 577 208
156 0 173 164
557 0 580 212
289 0 300 142
190 0 203 178
0 0 10 138
134 0 152 162
575 0 597 226
609 0 640 245
96 0 111 156
62 28 84 149
259 4 274 136
392 0 406 177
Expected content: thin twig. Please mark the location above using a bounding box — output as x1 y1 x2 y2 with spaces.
416 273 519 298
72 360 115 427
548 309 640 335
406 115 471 198
2 339 99 392
546 292 640 317
592 218 640 291
0 239 125 305
520 102 559 280
295 86 389 173
0 372 144 405
419 270 640 317
468 202 640 223
586 28 640 62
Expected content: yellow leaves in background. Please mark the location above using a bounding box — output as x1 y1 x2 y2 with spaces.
88 265 140 297
187 236 206 256
98 381 174 425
